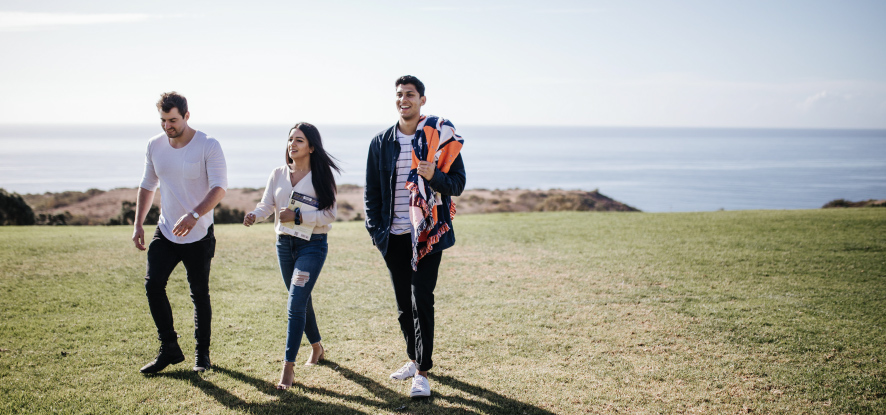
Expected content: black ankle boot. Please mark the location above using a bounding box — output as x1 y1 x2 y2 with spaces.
193 349 211 372
140 341 185 374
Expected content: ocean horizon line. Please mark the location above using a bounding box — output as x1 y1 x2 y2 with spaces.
2 125 883 211
1 122 885 134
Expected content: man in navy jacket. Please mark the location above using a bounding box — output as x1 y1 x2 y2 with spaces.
364 75 466 398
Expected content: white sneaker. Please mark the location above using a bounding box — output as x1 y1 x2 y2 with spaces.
410 374 431 398
390 361 417 380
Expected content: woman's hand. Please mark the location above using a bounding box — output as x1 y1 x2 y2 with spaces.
243 212 256 227
278 208 296 223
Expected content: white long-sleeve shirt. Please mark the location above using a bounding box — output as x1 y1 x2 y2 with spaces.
139 130 227 244
250 166 336 235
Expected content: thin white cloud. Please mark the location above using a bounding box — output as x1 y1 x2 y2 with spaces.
535 8 604 14
0 11 156 31
419 6 602 14
419 6 512 12
802 91 830 109
800 90 854 111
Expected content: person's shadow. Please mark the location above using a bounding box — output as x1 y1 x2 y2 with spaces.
155 360 557 414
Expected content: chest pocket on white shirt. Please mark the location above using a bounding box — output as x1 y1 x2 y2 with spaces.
183 160 204 180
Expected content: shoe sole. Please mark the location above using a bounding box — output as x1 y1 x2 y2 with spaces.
140 355 185 374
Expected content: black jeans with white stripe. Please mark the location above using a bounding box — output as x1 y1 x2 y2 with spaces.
383 233 442 372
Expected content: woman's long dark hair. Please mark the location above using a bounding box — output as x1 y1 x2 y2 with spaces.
285 122 341 211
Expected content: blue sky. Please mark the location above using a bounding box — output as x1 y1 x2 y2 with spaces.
1 0 885 128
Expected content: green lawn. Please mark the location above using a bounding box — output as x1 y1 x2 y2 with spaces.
1 209 884 414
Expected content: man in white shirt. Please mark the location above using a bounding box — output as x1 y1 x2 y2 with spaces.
132 92 227 374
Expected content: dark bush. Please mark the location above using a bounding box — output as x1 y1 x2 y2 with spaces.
214 203 245 224
823 199 853 208
823 198 886 208
107 201 159 225
0 189 36 225
536 194 597 212
37 212 73 226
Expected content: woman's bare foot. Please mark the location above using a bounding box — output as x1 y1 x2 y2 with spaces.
276 362 295 390
304 342 324 366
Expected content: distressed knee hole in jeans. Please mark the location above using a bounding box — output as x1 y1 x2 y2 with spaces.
293 269 310 287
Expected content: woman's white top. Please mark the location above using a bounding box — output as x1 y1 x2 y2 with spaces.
250 166 336 235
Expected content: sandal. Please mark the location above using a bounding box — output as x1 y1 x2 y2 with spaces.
305 343 325 366
276 362 295 390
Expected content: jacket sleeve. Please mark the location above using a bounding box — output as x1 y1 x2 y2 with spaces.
428 153 466 197
363 138 384 244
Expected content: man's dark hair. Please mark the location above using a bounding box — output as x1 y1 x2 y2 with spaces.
156 92 189 117
395 75 425 97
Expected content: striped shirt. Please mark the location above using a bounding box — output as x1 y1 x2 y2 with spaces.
390 129 414 235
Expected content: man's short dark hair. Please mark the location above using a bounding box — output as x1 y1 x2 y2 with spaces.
156 92 188 117
395 75 425 97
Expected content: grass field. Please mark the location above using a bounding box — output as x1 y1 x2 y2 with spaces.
1 209 884 414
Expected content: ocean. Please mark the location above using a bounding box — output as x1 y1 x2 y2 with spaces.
1 124 884 212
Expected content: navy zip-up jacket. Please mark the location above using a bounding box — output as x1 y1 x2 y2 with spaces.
364 123 466 257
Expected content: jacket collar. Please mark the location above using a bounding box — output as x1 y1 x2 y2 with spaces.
384 123 399 142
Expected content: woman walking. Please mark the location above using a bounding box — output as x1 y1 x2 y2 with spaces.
243 122 340 390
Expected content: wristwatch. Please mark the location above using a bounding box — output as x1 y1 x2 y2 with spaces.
190 211 200 220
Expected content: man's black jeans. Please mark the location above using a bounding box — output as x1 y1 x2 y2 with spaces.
383 233 442 372
145 225 215 351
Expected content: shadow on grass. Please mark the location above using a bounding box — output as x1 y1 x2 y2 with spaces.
154 360 555 414
154 365 362 414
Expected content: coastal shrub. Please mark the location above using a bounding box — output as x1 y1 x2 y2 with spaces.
0 189 36 225
337 184 362 192
823 198 886 208
106 201 159 225
334 201 355 222
536 193 597 212
516 191 544 210
105 201 244 225
37 211 72 226
24 188 104 211
33 210 93 226
823 199 853 208
213 203 246 224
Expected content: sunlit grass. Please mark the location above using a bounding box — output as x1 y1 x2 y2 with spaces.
1 209 884 414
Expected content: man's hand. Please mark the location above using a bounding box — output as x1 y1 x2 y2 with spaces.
133 225 146 251
417 160 436 181
243 212 256 227
172 213 198 237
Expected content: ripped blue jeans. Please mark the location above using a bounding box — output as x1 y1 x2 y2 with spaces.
276 233 327 362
